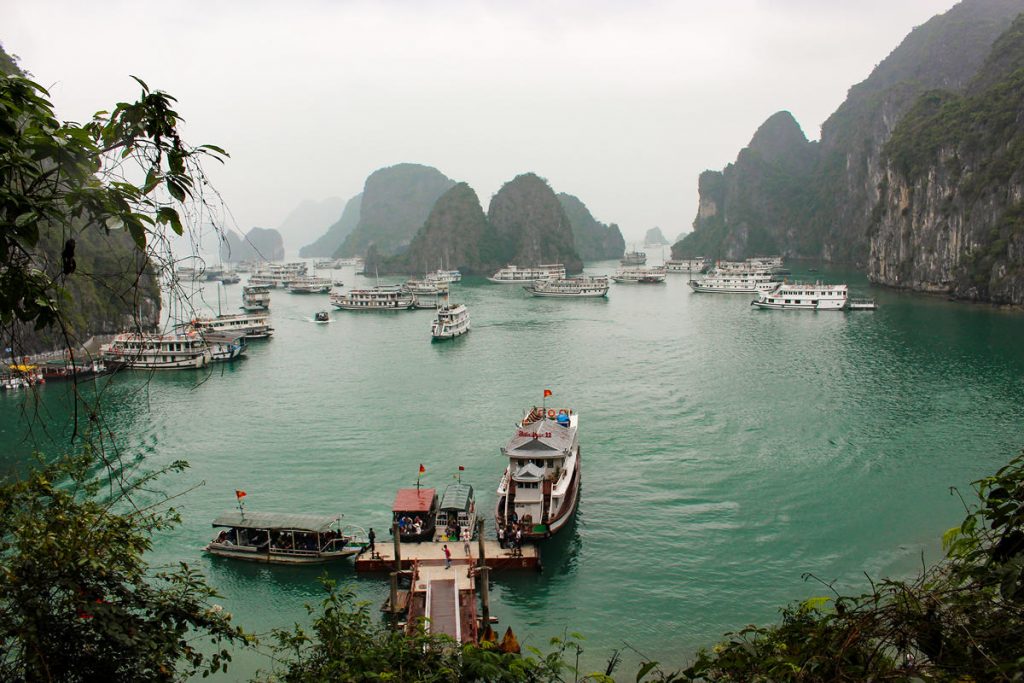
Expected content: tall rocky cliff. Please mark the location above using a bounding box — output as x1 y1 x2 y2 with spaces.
676 0 1024 270
299 193 362 258
557 193 625 261
220 227 285 263
488 174 583 274
334 164 455 259
870 13 1024 302
371 183 501 275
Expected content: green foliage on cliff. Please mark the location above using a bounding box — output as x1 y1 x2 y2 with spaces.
488 174 583 274
558 193 625 261
334 164 455 259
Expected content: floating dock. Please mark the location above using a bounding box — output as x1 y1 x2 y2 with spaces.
355 539 539 572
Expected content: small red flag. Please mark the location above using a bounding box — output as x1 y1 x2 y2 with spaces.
235 490 246 499
543 389 552 397
458 465 465 471
419 464 425 474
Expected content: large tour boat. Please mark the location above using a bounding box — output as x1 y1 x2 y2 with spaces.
405 278 445 296
612 266 666 284
242 284 270 311
393 487 439 543
187 313 274 339
620 250 647 266
495 405 580 541
688 267 781 293
487 264 566 284
101 332 212 370
524 275 609 297
751 282 849 310
426 269 462 283
431 289 470 340
665 257 707 273
330 285 416 310
286 276 332 294
205 511 366 564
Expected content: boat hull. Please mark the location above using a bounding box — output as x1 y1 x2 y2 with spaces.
523 287 608 297
750 300 846 310
205 543 363 564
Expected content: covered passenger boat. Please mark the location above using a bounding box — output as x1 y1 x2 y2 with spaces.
435 482 476 541
205 511 366 564
392 487 438 543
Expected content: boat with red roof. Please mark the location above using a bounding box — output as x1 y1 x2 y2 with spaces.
392 487 439 543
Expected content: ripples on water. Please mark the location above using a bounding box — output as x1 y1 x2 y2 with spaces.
2 262 1024 677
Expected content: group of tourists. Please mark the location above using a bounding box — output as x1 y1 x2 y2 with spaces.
397 514 426 537
497 518 526 557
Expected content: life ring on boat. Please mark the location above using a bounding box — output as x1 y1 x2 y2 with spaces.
547 409 556 419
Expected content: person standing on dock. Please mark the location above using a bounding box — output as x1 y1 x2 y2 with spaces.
368 528 376 557
443 544 452 569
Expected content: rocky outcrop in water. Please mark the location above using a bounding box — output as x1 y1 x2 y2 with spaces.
488 174 583 274
299 193 362 258
870 13 1024 303
675 0 1024 270
220 227 285 262
644 227 670 246
372 183 500 276
557 193 625 261
334 164 456 258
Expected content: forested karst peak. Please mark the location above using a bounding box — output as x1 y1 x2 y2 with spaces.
488 174 583 274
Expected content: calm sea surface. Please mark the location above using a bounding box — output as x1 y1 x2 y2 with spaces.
3 259 1024 679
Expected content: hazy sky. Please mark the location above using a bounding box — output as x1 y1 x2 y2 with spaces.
6 0 960 247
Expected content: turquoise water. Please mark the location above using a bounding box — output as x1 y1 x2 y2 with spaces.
3 261 1024 679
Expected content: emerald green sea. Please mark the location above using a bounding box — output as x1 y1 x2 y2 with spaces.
3 260 1024 679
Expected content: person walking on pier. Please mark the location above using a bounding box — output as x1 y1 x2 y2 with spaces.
443 544 452 569
367 528 376 557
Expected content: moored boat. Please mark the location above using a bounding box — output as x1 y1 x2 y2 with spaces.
205 511 366 564
286 276 332 294
330 285 416 310
688 266 780 293
665 257 707 273
101 332 212 370
487 264 566 284
393 487 439 543
203 331 248 362
620 250 647 266
242 284 271 311
426 269 462 283
435 482 476 542
848 298 878 310
524 275 609 297
612 266 666 284
495 403 580 542
187 313 274 339
751 282 848 310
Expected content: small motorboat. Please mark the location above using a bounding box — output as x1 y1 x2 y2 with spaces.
314 311 330 323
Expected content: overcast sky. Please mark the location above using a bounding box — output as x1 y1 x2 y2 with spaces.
6 0 960 248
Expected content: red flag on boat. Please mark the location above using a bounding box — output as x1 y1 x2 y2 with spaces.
458 465 465 471
543 389 552 397
419 464 426 474
235 490 246 499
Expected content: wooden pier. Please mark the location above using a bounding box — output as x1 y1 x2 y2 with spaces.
355 538 539 573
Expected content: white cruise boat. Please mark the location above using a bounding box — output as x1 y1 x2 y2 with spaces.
665 257 707 273
751 282 848 310
242 284 270 311
330 285 416 310
487 264 566 284
203 332 248 362
612 266 666 283
431 292 470 341
620 250 647 266
286 276 332 294
404 278 445 295
689 269 780 293
495 405 580 541
187 313 273 339
426 269 462 283
525 275 609 297
101 332 212 370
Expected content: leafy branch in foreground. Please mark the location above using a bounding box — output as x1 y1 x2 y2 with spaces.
681 452 1024 682
0 447 252 681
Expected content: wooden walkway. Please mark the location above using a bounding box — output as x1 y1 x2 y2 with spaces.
356 539 539 572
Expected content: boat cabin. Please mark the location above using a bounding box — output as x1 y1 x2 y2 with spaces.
205 511 364 564
436 483 476 541
392 487 438 543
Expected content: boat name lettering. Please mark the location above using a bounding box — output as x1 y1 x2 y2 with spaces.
518 430 552 438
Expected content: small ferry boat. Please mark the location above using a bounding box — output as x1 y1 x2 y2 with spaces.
101 332 212 370
848 298 878 310
495 404 580 541
435 482 476 542
242 284 271 311
620 250 647 266
188 313 273 339
393 487 439 543
431 297 470 340
286 276 332 294
330 285 416 310
688 268 780 293
524 275 609 297
665 257 707 273
612 266 666 284
751 282 848 310
314 310 330 323
205 511 366 564
487 264 566 284
203 331 248 362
